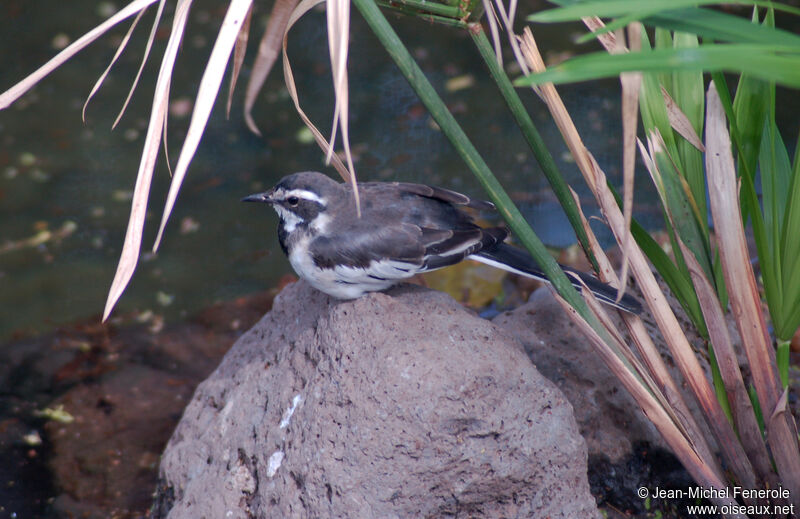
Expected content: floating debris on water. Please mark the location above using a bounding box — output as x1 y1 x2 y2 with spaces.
34 405 75 424
0 221 77 255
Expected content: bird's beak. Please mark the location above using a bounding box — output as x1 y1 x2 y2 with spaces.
241 190 273 204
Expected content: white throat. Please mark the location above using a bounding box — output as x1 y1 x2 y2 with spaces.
273 205 304 232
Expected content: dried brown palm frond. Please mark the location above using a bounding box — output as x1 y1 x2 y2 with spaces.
243 0 300 134
513 22 759 513
1 0 358 318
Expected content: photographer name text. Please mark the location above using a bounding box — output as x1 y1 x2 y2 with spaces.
650 485 789 501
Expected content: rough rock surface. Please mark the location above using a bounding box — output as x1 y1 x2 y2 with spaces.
493 286 721 466
154 281 600 519
493 287 663 463
493 287 722 515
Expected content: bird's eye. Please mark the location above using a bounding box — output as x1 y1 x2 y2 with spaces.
287 196 300 206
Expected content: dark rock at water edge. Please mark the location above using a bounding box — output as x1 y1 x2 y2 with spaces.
0 292 275 519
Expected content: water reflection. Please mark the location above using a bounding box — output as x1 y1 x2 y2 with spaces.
0 0 649 340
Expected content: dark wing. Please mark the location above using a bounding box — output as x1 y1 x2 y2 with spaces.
310 222 507 273
392 182 496 211
312 180 506 273
388 183 506 268
310 223 426 270
421 226 507 270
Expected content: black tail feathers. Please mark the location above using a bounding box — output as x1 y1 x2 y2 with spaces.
474 243 643 315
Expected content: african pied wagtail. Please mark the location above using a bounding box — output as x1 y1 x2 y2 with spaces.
242 171 642 314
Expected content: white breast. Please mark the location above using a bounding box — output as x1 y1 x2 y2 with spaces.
287 236 418 299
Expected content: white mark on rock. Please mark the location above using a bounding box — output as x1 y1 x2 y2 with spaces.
279 394 303 429
267 450 284 477
219 398 235 436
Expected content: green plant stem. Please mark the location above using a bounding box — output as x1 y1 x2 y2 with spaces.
352 0 593 320
777 338 790 388
748 384 766 432
708 343 734 425
376 0 461 19
374 3 469 28
469 26 600 274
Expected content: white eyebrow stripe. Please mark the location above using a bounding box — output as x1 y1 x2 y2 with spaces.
284 189 326 206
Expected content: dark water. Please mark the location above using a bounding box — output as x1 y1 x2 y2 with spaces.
0 0 661 341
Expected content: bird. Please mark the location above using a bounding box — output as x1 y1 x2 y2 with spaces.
242 171 642 314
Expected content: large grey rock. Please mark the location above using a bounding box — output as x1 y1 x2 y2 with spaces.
154 281 599 518
493 287 663 463
493 287 719 465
